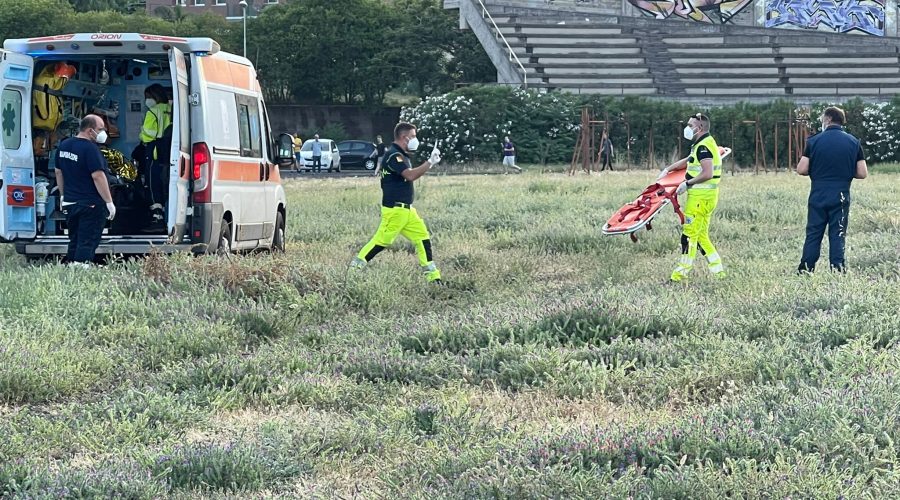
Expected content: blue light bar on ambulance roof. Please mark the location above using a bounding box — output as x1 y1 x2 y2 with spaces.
2 33 220 56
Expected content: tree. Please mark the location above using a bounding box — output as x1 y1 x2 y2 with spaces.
0 0 73 42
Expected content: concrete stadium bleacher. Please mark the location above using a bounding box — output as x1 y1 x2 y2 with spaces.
451 0 900 102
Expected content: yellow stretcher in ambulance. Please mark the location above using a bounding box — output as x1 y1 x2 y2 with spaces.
0 33 295 258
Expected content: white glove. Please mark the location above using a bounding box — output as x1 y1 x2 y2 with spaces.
106 202 116 221
676 181 689 195
656 167 670 181
429 147 442 167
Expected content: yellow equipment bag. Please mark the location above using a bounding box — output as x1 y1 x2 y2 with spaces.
32 62 76 132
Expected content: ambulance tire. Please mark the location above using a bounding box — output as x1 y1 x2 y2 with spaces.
217 219 232 255
272 212 285 253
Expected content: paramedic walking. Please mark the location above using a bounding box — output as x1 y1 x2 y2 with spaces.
796 106 867 273
352 122 444 283
657 113 725 282
55 115 116 264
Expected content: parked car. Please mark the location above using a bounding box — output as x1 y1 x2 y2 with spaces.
337 140 378 170
296 139 341 172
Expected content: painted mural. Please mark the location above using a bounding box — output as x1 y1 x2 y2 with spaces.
765 0 885 35
628 0 754 23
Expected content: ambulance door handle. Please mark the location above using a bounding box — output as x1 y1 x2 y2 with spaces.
259 163 265 182
265 163 271 181
179 157 186 178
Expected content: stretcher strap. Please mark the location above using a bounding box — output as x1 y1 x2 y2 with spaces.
617 185 660 223
619 183 686 243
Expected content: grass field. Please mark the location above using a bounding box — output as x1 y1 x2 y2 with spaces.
2 168 899 498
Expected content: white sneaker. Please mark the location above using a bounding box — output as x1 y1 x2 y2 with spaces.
349 257 366 269
67 262 92 269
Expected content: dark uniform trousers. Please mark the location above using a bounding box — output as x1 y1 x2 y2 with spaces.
65 203 109 263
800 186 850 272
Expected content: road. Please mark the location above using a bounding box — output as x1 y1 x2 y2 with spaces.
281 169 377 180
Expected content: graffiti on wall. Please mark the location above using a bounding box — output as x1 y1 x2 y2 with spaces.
765 0 885 36
628 0 754 23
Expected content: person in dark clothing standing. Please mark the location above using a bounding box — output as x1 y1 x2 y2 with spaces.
598 130 614 171
796 106 868 273
55 115 116 264
374 135 386 174
351 122 443 283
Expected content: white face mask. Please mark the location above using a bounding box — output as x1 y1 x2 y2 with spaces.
95 130 108 144
683 126 695 141
145 98 157 108
407 137 419 151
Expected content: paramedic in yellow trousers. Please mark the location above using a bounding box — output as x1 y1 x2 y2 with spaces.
351 123 443 283
657 113 725 282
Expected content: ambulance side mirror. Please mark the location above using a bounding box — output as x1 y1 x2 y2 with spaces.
275 133 294 168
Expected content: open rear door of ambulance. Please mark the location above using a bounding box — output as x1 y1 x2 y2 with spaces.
167 46 191 243
0 51 36 242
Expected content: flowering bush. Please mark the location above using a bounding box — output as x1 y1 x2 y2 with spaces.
403 88 900 167
401 86 580 164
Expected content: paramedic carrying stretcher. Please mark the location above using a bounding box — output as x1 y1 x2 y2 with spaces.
656 113 726 283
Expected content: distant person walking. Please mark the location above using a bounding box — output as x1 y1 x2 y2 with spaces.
796 106 868 273
502 136 521 173
598 130 614 171
311 134 323 173
351 122 444 283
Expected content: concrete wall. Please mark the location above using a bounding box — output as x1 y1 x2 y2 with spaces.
267 105 401 142
483 0 899 37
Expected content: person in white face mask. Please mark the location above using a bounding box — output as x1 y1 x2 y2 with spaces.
136 83 173 225
54 114 116 264
656 112 725 282
351 122 444 284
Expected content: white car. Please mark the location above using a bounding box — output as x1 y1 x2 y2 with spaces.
296 139 341 172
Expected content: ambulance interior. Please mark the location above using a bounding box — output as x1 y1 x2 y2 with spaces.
32 55 177 237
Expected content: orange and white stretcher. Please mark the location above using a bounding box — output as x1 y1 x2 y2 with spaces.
602 146 731 242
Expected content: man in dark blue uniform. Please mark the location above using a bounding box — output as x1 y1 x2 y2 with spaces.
351 122 443 282
796 106 868 273
55 114 117 264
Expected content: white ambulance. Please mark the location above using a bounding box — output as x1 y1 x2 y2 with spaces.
0 33 295 257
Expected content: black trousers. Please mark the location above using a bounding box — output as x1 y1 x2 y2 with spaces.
799 188 850 272
65 203 108 263
312 155 322 172
600 152 613 170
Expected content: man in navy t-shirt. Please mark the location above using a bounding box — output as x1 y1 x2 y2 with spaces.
55 114 117 264
796 106 868 273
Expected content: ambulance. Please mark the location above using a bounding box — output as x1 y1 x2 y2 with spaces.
0 33 295 258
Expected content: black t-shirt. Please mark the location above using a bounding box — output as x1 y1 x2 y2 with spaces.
56 137 108 205
803 125 864 191
380 143 414 206
685 134 714 180
376 143 387 157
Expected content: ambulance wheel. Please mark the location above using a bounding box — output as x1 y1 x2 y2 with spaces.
272 212 285 253
217 220 232 255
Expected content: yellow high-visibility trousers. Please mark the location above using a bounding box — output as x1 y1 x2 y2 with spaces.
357 206 441 281
671 190 724 281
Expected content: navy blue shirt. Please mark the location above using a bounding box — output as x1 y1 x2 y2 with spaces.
380 143 414 206
803 125 864 191
56 137 108 205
